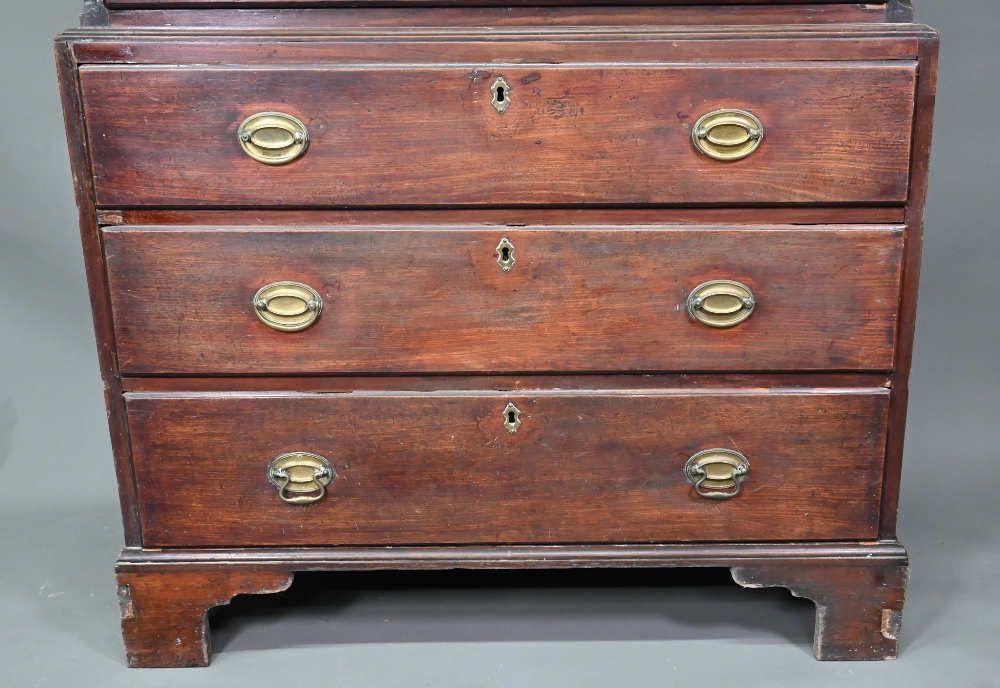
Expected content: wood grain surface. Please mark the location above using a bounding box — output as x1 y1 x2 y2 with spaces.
80 62 916 207
126 388 890 547
103 225 905 374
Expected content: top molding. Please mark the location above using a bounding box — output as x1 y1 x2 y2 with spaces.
82 1 916 28
101 0 907 5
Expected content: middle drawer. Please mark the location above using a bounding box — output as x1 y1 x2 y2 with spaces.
104 224 904 374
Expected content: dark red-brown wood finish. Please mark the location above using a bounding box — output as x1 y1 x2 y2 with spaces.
126 388 890 546
57 0 937 668
80 62 916 207
103 225 905 374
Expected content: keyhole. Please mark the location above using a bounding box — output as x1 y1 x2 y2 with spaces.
496 237 516 271
502 402 522 433
491 77 511 113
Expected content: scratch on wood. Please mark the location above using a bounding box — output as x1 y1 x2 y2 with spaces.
117 583 135 620
881 608 902 640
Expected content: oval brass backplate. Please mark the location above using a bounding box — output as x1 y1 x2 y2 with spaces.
254 281 323 332
687 280 756 329
692 109 764 161
684 449 750 500
238 112 310 165
268 452 335 505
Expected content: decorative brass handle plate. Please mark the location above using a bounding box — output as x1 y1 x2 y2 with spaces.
684 449 750 500
238 112 310 165
254 281 323 332
268 452 335 505
692 109 764 161
687 280 756 328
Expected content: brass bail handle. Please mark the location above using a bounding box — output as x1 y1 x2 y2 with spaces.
238 112 310 165
687 280 756 329
253 281 323 332
684 449 750 501
267 452 336 505
692 109 764 161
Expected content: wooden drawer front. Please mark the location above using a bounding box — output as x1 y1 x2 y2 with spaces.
127 389 889 547
104 225 904 374
80 62 915 207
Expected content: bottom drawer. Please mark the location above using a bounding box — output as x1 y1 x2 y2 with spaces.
126 388 889 547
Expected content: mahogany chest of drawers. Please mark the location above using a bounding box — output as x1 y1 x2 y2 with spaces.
56 0 938 667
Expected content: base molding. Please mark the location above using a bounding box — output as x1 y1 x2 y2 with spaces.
115 541 908 667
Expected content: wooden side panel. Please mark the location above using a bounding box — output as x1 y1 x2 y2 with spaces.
127 389 889 547
103 226 905 374
879 34 939 538
80 63 916 207
55 41 143 545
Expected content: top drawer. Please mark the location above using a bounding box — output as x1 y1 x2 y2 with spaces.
79 61 916 207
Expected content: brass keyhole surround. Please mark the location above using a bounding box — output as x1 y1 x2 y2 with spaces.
491 77 511 113
496 237 516 271
503 402 522 433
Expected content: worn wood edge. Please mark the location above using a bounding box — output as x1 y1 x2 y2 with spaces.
879 33 939 538
116 541 908 572
96 207 908 226
59 23 940 40
55 40 142 545
123 386 893 401
106 222 907 232
101 5 895 30
102 0 895 6
82 0 111 27
886 0 914 23
118 373 893 393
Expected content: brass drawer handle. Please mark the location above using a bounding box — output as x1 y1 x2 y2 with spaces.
684 449 750 500
687 280 756 328
238 112 310 165
692 109 764 161
253 281 323 332
268 452 335 505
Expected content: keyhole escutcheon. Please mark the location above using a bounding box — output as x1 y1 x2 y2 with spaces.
503 402 522 433
496 237 516 272
491 76 511 114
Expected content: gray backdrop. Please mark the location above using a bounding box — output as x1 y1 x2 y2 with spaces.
1 1 996 685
